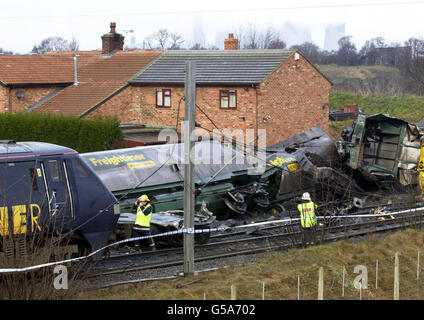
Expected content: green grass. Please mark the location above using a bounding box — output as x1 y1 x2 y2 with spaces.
329 92 424 124
317 64 401 81
76 228 424 300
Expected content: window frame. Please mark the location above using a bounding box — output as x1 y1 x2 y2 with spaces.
47 160 61 182
219 90 237 109
156 88 172 108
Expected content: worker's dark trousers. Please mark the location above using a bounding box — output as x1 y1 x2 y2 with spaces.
132 226 155 249
302 226 316 245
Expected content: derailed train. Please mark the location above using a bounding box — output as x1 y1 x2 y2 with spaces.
0 139 305 257
4 114 416 258
80 135 362 244
0 129 367 258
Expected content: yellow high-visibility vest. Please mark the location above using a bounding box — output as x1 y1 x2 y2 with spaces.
297 201 317 228
135 203 152 227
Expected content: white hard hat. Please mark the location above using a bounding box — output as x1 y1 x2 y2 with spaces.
301 192 311 201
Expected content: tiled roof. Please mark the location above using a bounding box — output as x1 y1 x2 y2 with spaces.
0 55 74 85
44 50 102 68
35 50 162 116
130 49 297 85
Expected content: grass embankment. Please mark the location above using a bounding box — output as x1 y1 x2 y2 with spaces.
328 92 424 139
329 92 424 124
78 228 424 300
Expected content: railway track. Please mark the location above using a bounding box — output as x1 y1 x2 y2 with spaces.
79 206 424 289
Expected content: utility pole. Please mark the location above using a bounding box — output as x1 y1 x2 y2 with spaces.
184 60 196 275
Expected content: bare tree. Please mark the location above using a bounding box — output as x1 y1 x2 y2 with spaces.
337 36 359 66
262 27 277 49
156 29 170 49
169 33 185 50
0 47 14 54
236 23 286 50
68 37 80 51
267 37 286 49
190 43 206 50
399 37 424 92
144 29 185 50
31 36 79 54
244 22 261 49
234 25 245 49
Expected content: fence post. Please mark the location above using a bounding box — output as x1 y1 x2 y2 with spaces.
262 281 265 300
318 267 324 300
342 266 345 298
417 251 420 281
231 284 237 300
297 275 300 300
394 252 399 300
204 292 206 300
376 259 379 290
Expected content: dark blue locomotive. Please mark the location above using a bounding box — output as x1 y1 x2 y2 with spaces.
0 140 120 256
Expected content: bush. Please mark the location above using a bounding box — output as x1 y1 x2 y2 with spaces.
0 113 123 153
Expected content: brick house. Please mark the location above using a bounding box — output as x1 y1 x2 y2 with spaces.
0 23 162 119
0 55 74 113
1 25 331 147
87 35 332 146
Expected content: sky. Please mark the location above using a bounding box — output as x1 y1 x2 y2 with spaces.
1 0 424 54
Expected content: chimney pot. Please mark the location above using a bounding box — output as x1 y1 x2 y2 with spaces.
110 22 116 33
224 33 239 50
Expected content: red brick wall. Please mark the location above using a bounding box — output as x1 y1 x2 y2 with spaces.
0 86 8 112
0 86 61 113
88 85 258 136
87 52 331 146
258 53 331 146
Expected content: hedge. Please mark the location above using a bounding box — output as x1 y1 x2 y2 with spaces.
0 113 123 153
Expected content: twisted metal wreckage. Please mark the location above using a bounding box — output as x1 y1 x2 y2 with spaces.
79 113 424 245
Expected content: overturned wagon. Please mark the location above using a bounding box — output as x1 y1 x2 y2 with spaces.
80 141 271 244
337 114 422 189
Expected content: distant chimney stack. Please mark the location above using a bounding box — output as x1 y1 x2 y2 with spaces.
224 33 239 50
101 22 125 55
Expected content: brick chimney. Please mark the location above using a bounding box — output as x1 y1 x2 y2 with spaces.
224 33 239 50
101 22 125 55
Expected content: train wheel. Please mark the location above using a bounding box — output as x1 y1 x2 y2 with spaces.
71 240 91 259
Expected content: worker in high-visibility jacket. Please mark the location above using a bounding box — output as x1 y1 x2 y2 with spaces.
132 194 155 251
297 192 318 246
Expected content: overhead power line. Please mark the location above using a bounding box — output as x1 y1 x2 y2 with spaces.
0 1 424 20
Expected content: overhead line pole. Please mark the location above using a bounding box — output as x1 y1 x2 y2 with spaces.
184 60 196 275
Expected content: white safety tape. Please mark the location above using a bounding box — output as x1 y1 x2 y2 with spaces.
0 226 228 273
1 205 424 273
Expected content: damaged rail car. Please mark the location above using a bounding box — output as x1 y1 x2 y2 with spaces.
80 140 275 244
80 140 330 243
266 126 366 213
80 134 364 245
336 114 423 191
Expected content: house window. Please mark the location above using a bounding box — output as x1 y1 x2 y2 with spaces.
220 90 237 109
156 89 171 107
